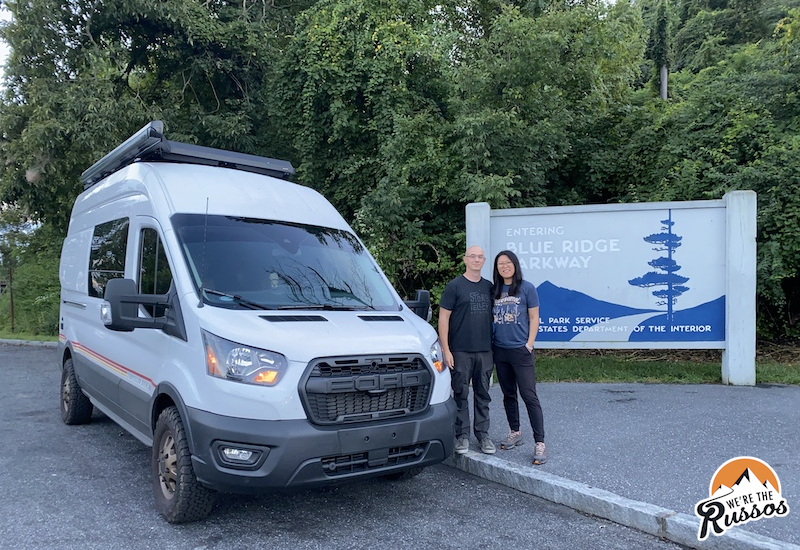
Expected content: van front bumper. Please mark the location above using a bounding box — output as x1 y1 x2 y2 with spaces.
186 398 457 493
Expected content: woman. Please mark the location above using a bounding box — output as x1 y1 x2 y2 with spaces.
491 250 547 465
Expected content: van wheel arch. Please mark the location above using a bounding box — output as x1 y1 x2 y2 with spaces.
151 384 196 454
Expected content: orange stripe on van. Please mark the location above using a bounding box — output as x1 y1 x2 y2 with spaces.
71 341 157 389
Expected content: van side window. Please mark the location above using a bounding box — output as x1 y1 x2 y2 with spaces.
88 218 129 298
139 228 173 317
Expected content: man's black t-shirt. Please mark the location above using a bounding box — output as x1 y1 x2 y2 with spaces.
439 275 493 352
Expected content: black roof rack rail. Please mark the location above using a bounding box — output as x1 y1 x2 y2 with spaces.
81 121 296 189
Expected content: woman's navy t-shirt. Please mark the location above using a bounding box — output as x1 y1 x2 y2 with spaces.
492 280 540 349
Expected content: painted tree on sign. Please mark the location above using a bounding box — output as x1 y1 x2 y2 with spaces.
628 210 690 323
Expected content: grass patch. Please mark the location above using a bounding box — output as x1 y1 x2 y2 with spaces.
537 355 722 384
754 361 800 386
532 347 800 385
0 330 58 343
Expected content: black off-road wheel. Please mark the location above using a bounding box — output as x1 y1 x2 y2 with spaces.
152 406 216 523
382 466 425 481
60 358 93 425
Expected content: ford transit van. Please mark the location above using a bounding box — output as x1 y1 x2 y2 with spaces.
58 121 456 523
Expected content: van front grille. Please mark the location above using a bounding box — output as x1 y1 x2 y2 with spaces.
301 355 432 425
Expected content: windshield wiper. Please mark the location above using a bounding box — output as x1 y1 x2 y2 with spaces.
201 288 272 310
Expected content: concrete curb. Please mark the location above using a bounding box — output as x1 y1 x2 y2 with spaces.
445 452 798 550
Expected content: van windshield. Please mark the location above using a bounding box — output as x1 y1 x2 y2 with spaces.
172 214 400 311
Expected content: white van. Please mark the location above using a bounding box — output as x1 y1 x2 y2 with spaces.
58 121 456 523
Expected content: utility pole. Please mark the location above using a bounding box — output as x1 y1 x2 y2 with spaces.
8 265 13 333
649 0 671 100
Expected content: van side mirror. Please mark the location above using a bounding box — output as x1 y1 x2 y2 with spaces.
102 278 186 340
404 289 431 322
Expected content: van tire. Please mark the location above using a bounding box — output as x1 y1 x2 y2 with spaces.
60 358 93 425
382 466 425 481
152 406 216 523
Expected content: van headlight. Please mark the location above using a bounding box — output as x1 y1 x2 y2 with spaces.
202 330 287 386
431 339 445 373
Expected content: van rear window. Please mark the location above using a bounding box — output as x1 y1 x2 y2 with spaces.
172 214 399 312
88 218 129 298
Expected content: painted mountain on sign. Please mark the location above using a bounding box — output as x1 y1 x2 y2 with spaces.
628 296 724 342
535 281 657 341
535 281 724 342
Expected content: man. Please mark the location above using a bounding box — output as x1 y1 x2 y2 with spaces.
438 245 495 455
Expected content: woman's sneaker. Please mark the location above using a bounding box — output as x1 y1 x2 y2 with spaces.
533 442 547 465
500 430 524 450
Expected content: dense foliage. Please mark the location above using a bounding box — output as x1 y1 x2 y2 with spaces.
0 0 798 340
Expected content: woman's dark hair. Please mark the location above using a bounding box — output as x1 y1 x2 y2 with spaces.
493 250 524 299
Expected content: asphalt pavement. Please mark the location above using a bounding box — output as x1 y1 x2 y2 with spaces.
4 339 797 549
445 380 799 550
2 341 685 550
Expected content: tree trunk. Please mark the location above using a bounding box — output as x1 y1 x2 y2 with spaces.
660 65 668 100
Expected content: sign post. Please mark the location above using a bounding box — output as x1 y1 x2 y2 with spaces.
723 191 757 385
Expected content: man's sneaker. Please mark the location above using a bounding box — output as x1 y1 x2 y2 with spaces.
500 430 524 450
479 437 496 454
455 437 470 455
533 441 547 465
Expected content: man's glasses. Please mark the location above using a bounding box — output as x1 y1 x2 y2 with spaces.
465 254 485 260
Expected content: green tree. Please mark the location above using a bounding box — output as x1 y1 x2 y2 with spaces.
0 0 798 343
672 0 768 71
451 1 644 207
588 10 800 339
0 0 316 333
0 0 313 230
273 0 463 297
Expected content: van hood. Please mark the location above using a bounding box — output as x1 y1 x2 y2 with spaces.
196 308 434 363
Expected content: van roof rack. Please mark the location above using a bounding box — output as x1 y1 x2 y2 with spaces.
81 121 296 189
